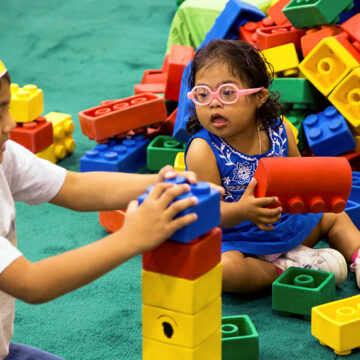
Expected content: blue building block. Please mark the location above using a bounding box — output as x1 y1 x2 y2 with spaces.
138 176 220 243
199 0 265 49
303 106 356 156
339 0 360 23
80 135 149 173
345 171 360 227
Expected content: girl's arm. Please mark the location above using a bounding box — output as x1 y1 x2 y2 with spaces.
186 138 281 230
283 121 302 157
0 183 198 304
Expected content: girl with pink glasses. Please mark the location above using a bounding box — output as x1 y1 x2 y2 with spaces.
185 39 360 294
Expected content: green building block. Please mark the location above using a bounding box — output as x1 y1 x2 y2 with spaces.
271 78 323 107
272 267 335 320
222 315 259 360
147 135 186 171
283 0 354 28
285 109 308 151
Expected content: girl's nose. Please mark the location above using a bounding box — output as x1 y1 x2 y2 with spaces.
209 97 223 108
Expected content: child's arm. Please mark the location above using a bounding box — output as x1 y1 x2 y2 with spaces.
0 183 197 304
283 121 302 157
186 138 281 231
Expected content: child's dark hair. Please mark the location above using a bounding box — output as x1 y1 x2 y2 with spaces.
186 39 283 135
0 72 11 88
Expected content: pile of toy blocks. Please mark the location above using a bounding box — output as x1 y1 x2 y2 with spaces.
8 82 75 163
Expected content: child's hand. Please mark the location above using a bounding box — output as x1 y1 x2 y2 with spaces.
157 165 225 197
239 178 282 231
120 182 198 254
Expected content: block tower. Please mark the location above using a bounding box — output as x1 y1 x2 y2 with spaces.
140 177 222 359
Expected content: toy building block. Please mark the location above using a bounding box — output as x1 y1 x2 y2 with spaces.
256 23 306 51
339 0 360 24
261 43 299 76
301 25 343 58
266 0 291 25
345 171 360 226
36 144 56 164
143 329 221 360
284 109 307 150
254 156 352 214
271 78 323 106
329 67 360 130
302 106 356 156
239 17 275 46
283 0 354 28
138 177 221 242
334 32 360 63
272 267 335 319
99 209 126 233
80 135 149 172
312 294 360 356
10 116 53 153
341 13 360 43
222 315 259 360
142 263 221 315
147 135 186 171
78 93 167 142
44 112 75 161
199 0 265 48
299 37 360 97
10 84 44 123
342 151 360 170
174 151 185 171
143 227 221 280
142 297 221 348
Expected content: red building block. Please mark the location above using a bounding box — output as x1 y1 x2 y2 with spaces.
254 157 352 214
239 18 274 46
334 32 360 63
301 25 343 58
256 24 306 51
10 116 53 153
341 13 360 43
266 0 292 26
99 210 126 233
78 93 167 142
142 227 221 280
147 108 177 140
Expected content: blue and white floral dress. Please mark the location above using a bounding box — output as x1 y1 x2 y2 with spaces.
185 123 323 255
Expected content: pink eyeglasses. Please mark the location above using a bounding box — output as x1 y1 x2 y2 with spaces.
187 83 264 106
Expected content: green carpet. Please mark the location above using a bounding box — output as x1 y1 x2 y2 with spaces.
0 1 359 359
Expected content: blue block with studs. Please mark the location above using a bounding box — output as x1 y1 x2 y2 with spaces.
80 135 149 172
303 106 356 156
138 176 220 242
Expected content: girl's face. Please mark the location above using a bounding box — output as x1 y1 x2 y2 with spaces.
0 78 16 163
193 61 267 144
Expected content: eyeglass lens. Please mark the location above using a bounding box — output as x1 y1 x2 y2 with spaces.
193 84 238 104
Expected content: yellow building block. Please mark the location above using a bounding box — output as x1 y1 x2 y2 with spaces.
142 297 221 348
142 263 221 315
143 330 221 360
312 294 360 356
10 84 44 123
283 116 299 144
299 37 359 97
329 67 360 130
262 43 299 76
36 144 57 164
44 112 75 161
174 151 185 171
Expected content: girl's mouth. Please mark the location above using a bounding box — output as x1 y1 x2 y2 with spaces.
211 114 228 128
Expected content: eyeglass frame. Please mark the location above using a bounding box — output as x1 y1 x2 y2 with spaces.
187 83 264 106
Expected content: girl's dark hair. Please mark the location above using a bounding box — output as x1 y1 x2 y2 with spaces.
0 72 11 88
186 39 283 135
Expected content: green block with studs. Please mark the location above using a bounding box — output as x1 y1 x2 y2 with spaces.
147 135 186 171
222 315 259 360
272 267 335 320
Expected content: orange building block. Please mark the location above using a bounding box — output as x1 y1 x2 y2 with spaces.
254 157 352 214
341 13 360 43
266 0 292 26
334 32 360 64
239 18 274 46
78 93 167 142
142 227 221 280
99 210 126 233
10 116 53 153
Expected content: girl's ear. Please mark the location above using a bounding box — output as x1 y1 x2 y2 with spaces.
257 88 269 108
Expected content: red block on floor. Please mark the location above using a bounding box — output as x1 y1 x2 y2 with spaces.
254 157 352 214
99 210 126 233
10 116 53 153
142 227 221 280
78 93 167 142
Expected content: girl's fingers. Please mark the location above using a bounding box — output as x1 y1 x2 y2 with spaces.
254 196 279 207
166 196 198 219
126 200 139 215
257 206 282 218
169 213 198 233
146 182 175 200
157 183 192 208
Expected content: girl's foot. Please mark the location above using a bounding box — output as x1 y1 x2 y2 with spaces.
272 245 348 285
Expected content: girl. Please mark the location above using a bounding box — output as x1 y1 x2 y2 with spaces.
185 39 360 294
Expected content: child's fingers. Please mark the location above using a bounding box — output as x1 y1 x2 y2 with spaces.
146 182 176 200
258 206 282 217
254 196 279 207
157 184 192 208
166 196 198 220
126 200 139 215
169 213 198 233
257 223 274 231
243 178 257 196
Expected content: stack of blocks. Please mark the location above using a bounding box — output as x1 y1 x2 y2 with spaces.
140 176 223 359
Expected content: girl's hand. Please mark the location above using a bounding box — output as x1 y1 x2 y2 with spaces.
120 182 198 254
239 178 282 231
157 165 225 196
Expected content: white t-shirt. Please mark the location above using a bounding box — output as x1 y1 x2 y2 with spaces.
0 140 66 359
